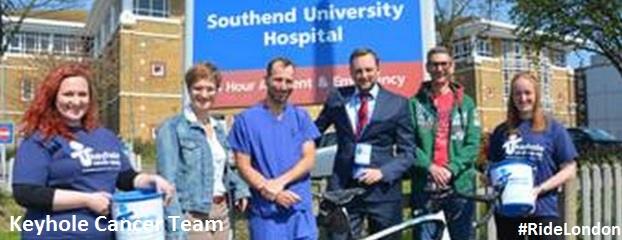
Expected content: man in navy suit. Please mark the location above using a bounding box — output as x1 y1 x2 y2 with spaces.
315 48 416 240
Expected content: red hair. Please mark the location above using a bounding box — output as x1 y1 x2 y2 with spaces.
20 63 100 140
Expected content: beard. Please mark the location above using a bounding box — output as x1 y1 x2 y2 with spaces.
267 88 292 104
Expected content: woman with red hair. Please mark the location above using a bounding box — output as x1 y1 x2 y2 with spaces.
488 72 577 240
12 63 175 240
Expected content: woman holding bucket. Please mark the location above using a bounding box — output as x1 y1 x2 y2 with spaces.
488 71 578 240
156 62 250 240
12 63 175 240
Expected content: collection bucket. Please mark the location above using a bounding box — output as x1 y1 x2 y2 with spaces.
489 159 536 217
112 188 165 240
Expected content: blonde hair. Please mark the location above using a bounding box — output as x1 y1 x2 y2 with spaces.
506 71 547 134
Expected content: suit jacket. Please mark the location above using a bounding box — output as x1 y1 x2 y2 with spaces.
315 85 416 202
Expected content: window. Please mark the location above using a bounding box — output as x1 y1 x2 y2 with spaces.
53 34 68 54
52 34 83 56
8 33 22 53
21 78 33 102
39 33 51 53
151 62 166 77
540 64 553 111
133 0 169 17
502 40 511 58
513 41 523 59
476 37 492 57
453 39 472 60
24 32 38 54
552 50 566 67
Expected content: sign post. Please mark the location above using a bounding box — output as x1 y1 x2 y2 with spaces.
0 122 14 183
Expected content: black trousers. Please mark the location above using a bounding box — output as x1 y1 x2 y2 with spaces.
495 214 564 240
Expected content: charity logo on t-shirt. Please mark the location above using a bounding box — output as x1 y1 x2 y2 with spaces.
68 140 122 173
502 134 545 162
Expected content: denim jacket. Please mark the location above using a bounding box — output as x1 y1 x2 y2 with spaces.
156 108 250 239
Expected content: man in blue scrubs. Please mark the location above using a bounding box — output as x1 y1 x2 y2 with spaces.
228 57 320 240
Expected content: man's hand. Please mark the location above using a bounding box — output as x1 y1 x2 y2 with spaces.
259 179 286 201
358 168 383 185
429 164 452 187
274 190 301 208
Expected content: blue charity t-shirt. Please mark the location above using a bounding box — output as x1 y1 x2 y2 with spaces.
227 103 320 217
488 118 578 217
13 127 133 240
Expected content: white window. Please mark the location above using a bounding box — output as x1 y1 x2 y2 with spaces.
53 34 68 54
476 37 492 57
503 70 511 101
453 39 472 60
8 33 22 53
540 65 553 111
24 32 38 54
21 78 33 102
513 41 523 59
502 40 511 59
151 62 166 77
552 50 566 67
39 33 51 53
133 0 169 17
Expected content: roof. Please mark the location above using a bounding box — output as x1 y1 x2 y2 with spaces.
9 10 88 23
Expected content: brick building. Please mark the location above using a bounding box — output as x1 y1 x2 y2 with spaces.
1 12 88 145
451 19 576 133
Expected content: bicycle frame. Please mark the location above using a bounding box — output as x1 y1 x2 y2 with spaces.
361 210 450 240
317 185 500 240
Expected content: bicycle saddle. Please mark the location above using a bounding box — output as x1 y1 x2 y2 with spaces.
321 187 366 206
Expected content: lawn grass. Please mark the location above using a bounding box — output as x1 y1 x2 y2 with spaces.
0 190 23 240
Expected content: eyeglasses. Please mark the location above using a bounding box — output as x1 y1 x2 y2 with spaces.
428 61 451 68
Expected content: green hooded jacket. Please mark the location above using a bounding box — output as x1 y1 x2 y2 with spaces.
410 81 481 194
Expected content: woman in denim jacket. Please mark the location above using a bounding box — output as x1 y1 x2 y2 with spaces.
156 62 250 240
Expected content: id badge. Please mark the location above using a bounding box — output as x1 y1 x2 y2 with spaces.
354 143 372 166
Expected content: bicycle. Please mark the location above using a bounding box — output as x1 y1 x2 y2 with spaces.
316 181 502 240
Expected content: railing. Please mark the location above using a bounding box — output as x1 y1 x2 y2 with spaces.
0 157 14 193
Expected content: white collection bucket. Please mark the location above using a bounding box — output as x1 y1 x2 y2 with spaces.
489 159 536 217
112 189 165 240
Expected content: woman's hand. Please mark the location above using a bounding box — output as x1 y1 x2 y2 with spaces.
134 173 176 206
150 175 176 206
85 191 112 215
235 198 248 212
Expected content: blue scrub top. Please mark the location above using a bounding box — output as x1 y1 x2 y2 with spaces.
489 118 577 217
228 103 320 217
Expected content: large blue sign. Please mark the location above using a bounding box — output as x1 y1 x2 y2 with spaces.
193 1 424 70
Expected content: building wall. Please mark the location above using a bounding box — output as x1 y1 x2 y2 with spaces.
117 18 183 140
1 56 84 129
453 36 576 133
583 56 622 138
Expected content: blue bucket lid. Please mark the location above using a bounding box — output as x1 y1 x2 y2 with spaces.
499 203 534 217
488 158 535 173
113 188 162 203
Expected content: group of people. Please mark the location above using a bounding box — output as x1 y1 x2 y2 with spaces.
12 46 577 240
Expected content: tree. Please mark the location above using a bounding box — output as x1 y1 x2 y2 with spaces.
0 0 84 58
510 0 622 76
435 0 506 50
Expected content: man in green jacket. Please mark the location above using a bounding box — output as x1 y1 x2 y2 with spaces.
410 46 481 240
